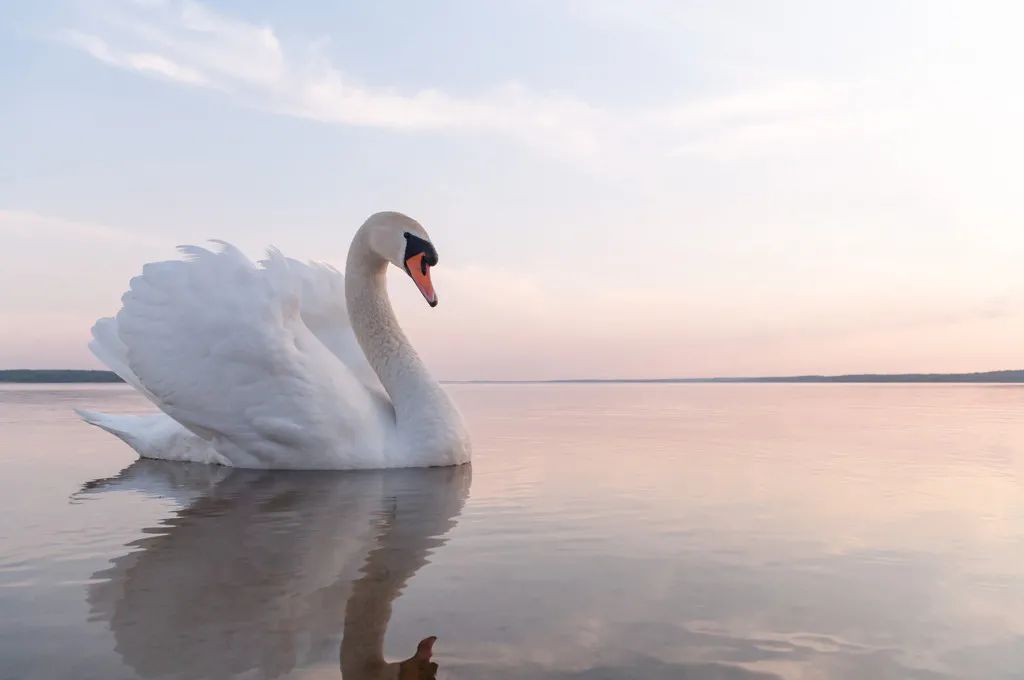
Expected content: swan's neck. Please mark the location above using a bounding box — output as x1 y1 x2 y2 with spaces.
344 234 444 431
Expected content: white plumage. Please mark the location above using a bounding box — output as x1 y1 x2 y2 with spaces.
80 212 471 470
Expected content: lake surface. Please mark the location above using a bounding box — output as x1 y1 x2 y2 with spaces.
2 384 1024 679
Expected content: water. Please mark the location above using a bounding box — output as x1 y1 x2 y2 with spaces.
2 383 1024 679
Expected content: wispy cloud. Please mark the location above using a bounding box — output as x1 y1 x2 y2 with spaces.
58 0 884 165
59 0 609 159
62 30 209 85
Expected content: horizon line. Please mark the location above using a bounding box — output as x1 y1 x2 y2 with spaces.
444 368 1024 384
5 368 1024 384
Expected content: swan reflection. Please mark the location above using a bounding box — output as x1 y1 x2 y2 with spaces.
83 461 470 679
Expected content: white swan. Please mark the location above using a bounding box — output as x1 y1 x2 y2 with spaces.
78 212 471 470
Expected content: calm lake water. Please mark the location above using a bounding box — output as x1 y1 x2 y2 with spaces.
2 383 1024 679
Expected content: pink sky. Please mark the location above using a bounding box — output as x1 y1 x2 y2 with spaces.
3 2 1024 379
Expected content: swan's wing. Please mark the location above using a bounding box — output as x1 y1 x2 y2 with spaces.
89 316 156 400
259 255 384 396
114 242 392 469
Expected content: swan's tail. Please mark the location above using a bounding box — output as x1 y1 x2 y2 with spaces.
76 409 228 465
76 409 146 451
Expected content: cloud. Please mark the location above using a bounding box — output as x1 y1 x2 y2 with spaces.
58 0 881 165
62 30 209 85
59 0 609 160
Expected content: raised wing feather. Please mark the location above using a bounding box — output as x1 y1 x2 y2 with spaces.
259 254 384 396
115 242 392 469
89 316 155 400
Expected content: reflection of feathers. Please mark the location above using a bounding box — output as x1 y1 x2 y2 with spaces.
85 462 470 679
74 459 231 505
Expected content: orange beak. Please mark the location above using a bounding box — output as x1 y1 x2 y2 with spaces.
405 253 437 307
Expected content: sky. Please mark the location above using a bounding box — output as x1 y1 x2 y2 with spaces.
2 0 1024 380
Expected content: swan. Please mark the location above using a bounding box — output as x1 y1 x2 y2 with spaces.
77 212 471 470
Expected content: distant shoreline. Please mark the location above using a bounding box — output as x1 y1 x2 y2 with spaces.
4 368 1024 384
0 370 124 383
450 369 1024 384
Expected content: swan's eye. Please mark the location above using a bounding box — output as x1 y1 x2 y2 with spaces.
402 232 438 272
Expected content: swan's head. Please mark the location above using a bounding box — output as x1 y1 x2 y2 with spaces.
392 636 438 679
364 211 440 307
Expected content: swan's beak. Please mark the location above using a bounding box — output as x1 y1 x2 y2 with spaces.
397 636 438 679
415 636 436 660
405 253 438 307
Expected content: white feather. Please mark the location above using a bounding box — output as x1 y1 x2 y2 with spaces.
79 212 471 470
76 409 227 465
